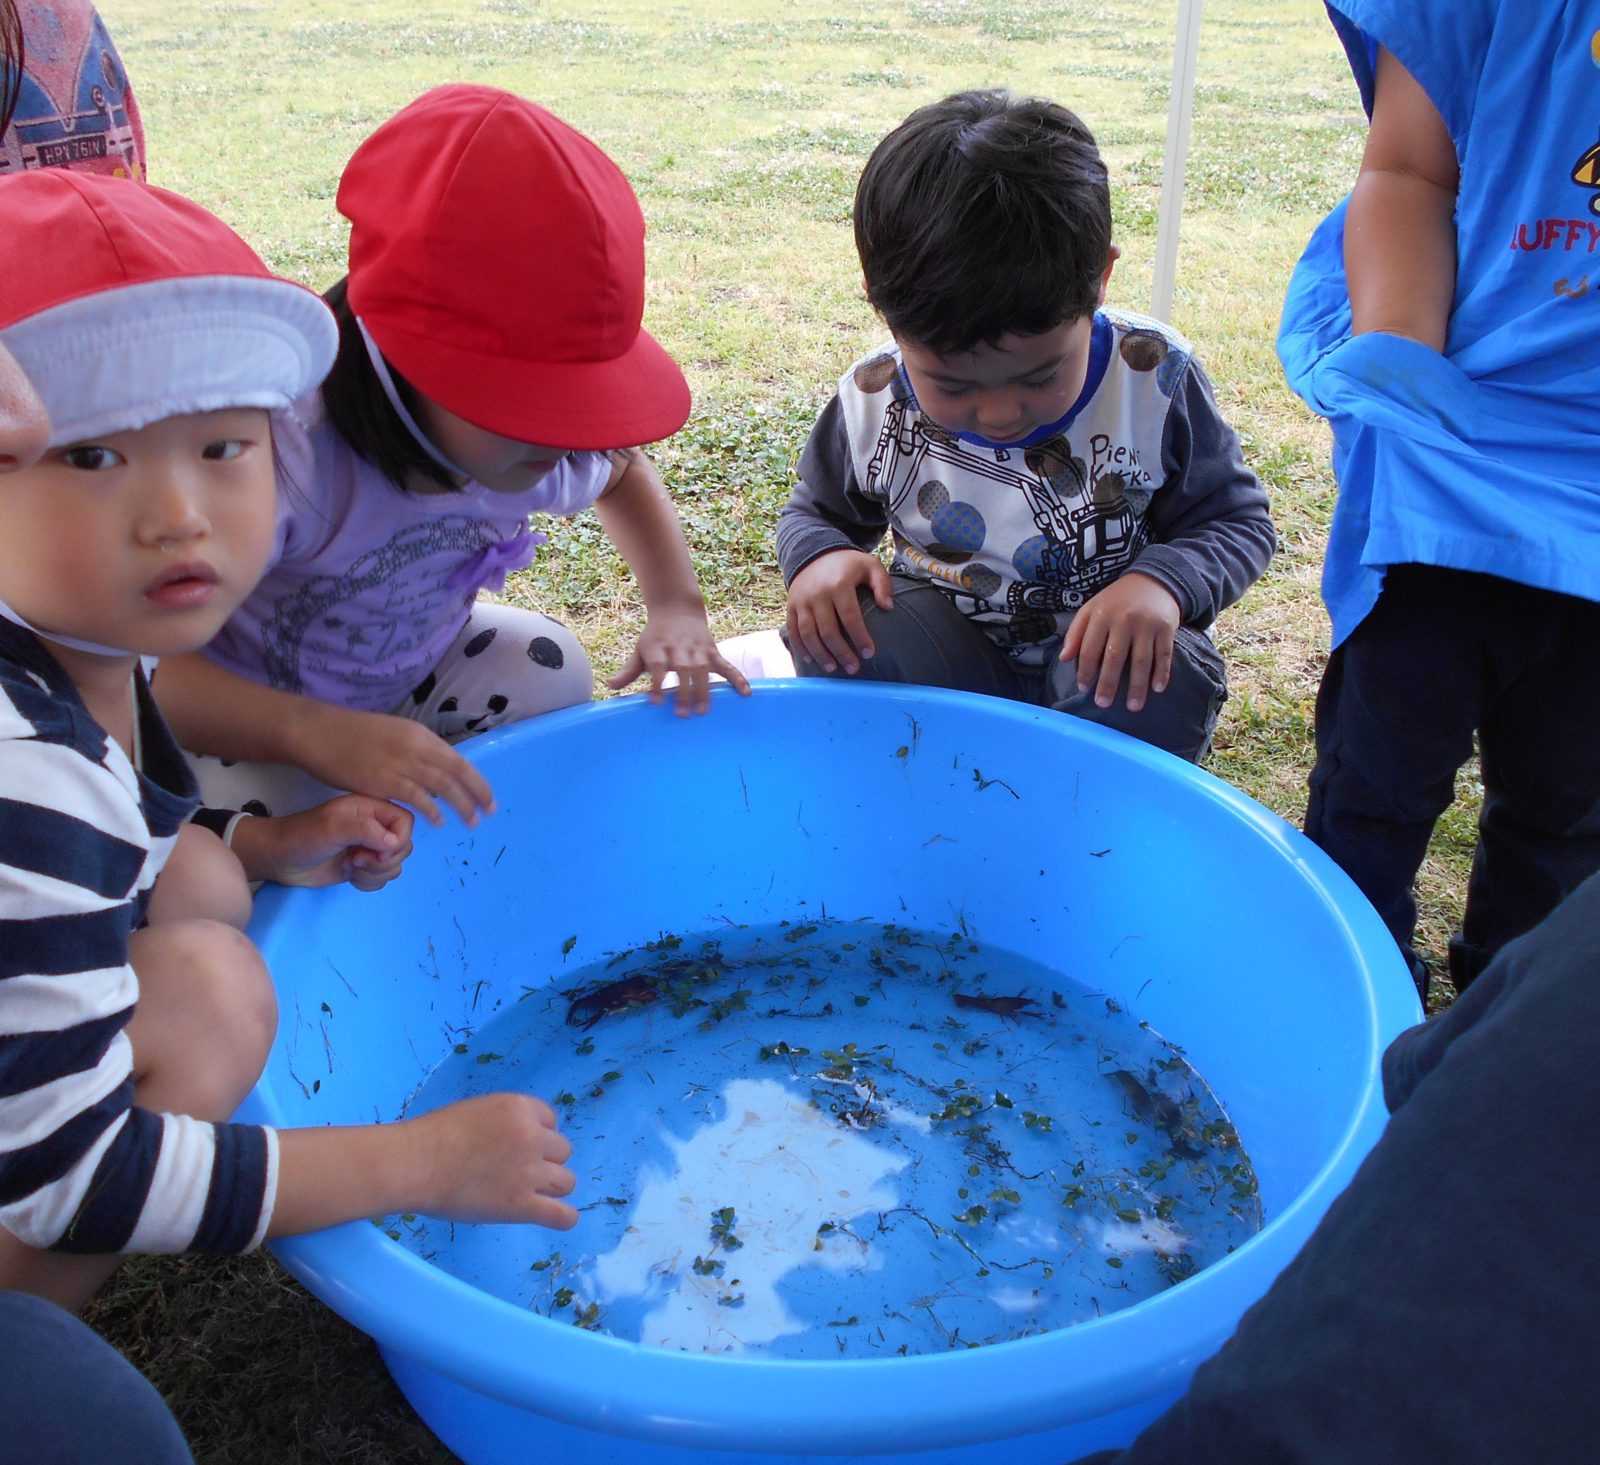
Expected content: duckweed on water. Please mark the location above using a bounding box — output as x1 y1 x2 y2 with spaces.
395 919 1262 1358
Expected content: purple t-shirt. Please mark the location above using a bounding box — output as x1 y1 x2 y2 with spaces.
205 394 611 712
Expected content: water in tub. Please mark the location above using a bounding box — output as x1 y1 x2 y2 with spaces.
392 920 1262 1357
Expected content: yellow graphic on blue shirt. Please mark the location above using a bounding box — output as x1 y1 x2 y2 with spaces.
1569 30 1600 214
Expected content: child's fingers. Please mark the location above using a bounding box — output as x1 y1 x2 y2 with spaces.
670 662 712 717
1122 636 1155 712
393 765 481 828
832 589 877 670
784 603 810 664
344 857 401 893
447 755 496 819
709 649 753 697
1093 636 1129 709
796 588 873 675
864 558 896 612
373 800 415 842
1060 615 1085 665
814 617 860 674
788 599 839 672
625 640 673 705
431 752 495 825
328 801 407 853
525 1094 561 1128
394 779 446 828
530 1194 581 1231
1151 635 1174 696
1072 615 1106 692
604 649 646 693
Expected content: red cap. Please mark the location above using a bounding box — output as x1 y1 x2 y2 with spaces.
0 171 335 446
339 85 690 451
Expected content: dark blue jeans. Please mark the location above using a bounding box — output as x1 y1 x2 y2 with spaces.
0 1292 192 1464
1305 564 1600 993
793 575 1227 763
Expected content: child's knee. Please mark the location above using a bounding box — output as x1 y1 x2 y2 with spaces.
427 608 595 737
191 923 278 1068
127 921 278 1112
1051 626 1226 762
146 823 252 930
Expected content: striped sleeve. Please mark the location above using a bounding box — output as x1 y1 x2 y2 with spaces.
0 721 276 1255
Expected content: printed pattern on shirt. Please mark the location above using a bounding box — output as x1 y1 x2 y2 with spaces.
258 516 500 700
208 393 612 714
837 312 1191 664
1 1 145 178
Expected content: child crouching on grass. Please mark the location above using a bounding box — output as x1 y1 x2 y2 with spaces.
0 170 577 1313
777 90 1276 762
153 85 751 834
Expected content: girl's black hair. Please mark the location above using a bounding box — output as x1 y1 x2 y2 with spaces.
320 276 459 493
2 0 25 139
854 89 1113 354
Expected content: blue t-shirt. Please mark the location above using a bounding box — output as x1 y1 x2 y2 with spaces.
1278 0 1600 644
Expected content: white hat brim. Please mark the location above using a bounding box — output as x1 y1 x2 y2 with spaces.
1 275 337 447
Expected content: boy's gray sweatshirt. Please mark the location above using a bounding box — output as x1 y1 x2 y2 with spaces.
777 311 1275 664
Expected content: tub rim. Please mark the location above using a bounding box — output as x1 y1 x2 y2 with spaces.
242 682 1420 1454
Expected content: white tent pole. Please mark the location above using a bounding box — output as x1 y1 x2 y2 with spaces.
1150 0 1205 322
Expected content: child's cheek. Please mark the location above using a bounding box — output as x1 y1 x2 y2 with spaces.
229 459 281 590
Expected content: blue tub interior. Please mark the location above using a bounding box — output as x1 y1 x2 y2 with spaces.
241 681 1419 1463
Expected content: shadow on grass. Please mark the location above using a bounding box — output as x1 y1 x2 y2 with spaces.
87 1252 454 1464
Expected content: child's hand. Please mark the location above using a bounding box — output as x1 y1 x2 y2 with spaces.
230 796 414 892
606 602 753 715
1059 572 1182 712
785 549 894 675
403 1093 578 1229
295 709 496 827
271 1092 578 1237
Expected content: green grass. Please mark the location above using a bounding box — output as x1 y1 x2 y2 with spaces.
86 0 1475 1457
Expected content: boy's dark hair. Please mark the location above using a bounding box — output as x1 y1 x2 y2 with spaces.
854 89 1112 354
320 276 459 493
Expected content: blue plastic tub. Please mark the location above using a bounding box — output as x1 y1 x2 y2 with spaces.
240 681 1419 1463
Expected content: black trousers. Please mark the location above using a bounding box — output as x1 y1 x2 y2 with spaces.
1305 564 1600 992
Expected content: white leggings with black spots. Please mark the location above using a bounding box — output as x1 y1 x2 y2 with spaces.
188 600 593 819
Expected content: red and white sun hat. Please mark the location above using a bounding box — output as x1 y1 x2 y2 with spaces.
0 171 336 449
339 84 690 451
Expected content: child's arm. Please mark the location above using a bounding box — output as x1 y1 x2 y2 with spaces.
154 653 495 827
592 447 753 715
776 394 895 675
270 1093 576 1235
0 735 573 1259
1344 46 1459 349
1063 360 1275 711
226 795 414 892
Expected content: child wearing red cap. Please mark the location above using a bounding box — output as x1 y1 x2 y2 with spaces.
152 84 748 830
0 171 578 1312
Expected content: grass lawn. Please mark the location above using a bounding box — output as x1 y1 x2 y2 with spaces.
85 0 1475 1458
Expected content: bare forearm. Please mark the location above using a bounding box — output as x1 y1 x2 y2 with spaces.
269 1093 578 1236
269 1123 422 1236
154 652 334 766
1344 170 1456 348
1344 45 1458 351
593 449 707 614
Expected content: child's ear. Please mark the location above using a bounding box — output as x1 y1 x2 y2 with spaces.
1097 245 1121 307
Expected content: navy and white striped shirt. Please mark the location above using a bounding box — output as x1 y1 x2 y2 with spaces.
0 623 276 1254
